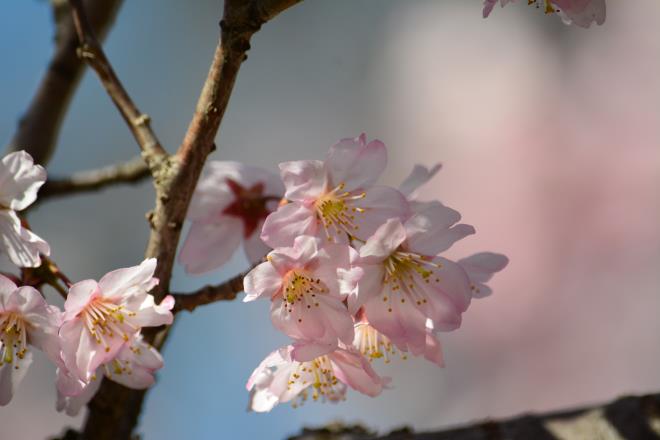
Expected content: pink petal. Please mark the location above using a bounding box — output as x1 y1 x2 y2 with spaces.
0 350 32 406
330 348 385 397
260 202 317 248
351 185 410 242
290 341 336 362
179 217 243 274
242 221 271 264
127 294 174 327
56 373 102 416
0 151 46 211
423 331 445 367
63 279 99 321
0 210 49 267
398 163 442 199
243 262 282 302
279 160 327 202
98 258 158 300
343 264 384 315
359 218 407 263
325 135 387 192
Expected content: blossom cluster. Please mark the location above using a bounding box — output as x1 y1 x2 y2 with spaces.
483 0 606 27
0 151 173 414
180 135 508 411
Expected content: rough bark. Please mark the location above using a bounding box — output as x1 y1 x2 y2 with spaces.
289 393 660 440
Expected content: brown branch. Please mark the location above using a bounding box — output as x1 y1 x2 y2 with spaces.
8 0 123 165
171 267 253 314
67 0 167 172
76 1 302 439
289 393 660 440
38 156 149 201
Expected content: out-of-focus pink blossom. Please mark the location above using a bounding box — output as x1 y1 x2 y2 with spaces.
58 259 173 384
483 0 606 27
399 163 442 201
246 343 386 412
244 236 354 349
179 161 284 274
0 151 50 268
261 134 409 248
56 335 164 416
345 206 475 355
0 275 61 405
458 252 509 299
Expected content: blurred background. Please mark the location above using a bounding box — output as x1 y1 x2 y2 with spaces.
1 0 660 438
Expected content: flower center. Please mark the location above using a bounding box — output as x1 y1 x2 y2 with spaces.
0 312 28 367
354 322 407 364
222 179 276 238
314 183 366 242
81 298 137 352
529 0 557 14
282 271 327 308
381 251 442 312
288 355 345 407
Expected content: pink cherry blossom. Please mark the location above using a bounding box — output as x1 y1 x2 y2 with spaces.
244 236 354 349
59 258 173 383
246 343 386 412
483 0 605 27
56 335 164 416
353 312 444 367
345 205 475 355
458 252 509 298
179 161 284 274
260 134 410 248
0 151 50 267
0 275 61 405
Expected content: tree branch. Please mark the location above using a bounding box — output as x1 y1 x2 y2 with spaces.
8 0 123 165
75 1 302 439
289 393 660 440
67 0 167 172
171 267 253 314
37 156 149 201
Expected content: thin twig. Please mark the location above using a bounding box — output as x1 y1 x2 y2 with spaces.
8 0 124 165
38 156 149 201
78 1 302 439
171 266 254 314
67 0 167 172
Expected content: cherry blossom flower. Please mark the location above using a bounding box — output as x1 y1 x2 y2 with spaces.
344 205 475 355
483 0 606 27
353 312 444 367
261 134 409 248
246 343 386 412
59 258 174 383
0 275 61 405
56 335 164 416
0 151 50 268
244 236 354 349
179 161 284 274
458 252 509 298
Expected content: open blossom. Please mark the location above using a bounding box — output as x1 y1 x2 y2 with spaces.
58 258 173 383
353 313 444 367
345 204 475 355
247 343 386 412
458 252 509 298
244 236 354 349
0 151 50 267
261 134 409 248
0 275 61 405
483 0 606 28
179 161 284 274
57 335 164 416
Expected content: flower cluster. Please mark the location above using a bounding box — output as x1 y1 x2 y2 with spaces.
0 151 174 415
483 0 606 27
182 135 507 411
